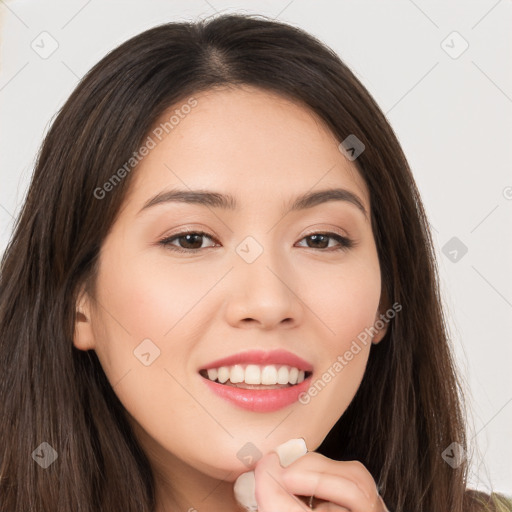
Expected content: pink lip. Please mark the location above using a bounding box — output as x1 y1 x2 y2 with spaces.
201 375 312 412
198 349 313 412
199 349 313 372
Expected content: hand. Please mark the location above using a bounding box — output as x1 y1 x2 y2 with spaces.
234 439 389 512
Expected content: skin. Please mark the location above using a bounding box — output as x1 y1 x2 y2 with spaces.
74 85 389 511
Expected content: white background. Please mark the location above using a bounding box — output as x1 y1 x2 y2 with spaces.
1 0 511 496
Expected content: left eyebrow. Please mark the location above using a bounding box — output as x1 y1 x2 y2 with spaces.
287 188 367 219
137 187 368 219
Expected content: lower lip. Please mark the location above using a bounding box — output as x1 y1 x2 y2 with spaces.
201 375 312 412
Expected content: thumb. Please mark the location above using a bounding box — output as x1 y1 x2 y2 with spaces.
233 438 308 510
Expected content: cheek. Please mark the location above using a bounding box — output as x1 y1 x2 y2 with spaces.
90 238 222 392
88 244 173 382
94 240 204 348
89 247 212 460
306 255 382 349
295 256 381 444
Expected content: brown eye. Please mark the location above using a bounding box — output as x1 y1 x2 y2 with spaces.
297 233 354 251
158 231 217 253
158 231 354 254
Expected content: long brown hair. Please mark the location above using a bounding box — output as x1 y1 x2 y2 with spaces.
0 13 508 512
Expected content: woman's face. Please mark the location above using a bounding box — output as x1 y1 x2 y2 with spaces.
74 85 386 482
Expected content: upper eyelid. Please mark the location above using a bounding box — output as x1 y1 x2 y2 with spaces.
163 222 351 238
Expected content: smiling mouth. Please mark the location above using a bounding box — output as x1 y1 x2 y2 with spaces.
199 364 312 390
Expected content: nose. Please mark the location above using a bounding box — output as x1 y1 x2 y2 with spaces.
224 248 304 330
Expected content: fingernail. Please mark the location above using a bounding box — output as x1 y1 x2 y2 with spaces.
274 437 308 467
234 470 258 511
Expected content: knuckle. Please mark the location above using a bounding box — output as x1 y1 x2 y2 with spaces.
348 459 367 473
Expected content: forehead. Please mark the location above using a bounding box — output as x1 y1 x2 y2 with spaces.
126 85 370 214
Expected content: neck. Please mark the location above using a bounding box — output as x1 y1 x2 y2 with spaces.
154 465 247 512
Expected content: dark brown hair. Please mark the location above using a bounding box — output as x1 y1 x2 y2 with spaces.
0 13 509 512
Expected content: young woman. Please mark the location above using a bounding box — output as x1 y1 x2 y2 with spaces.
0 13 510 512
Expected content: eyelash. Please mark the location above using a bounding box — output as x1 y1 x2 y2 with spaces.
157 230 355 254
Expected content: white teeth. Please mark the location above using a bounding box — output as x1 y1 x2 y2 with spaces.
277 366 289 384
245 365 261 385
261 365 278 385
217 366 230 383
203 364 309 386
230 364 244 384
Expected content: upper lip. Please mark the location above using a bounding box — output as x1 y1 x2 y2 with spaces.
199 349 314 372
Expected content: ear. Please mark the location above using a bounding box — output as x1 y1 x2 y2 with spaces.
372 290 391 345
371 310 389 344
73 285 96 351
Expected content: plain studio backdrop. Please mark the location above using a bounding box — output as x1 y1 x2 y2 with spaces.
0 0 511 497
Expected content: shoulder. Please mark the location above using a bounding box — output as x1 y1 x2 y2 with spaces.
464 489 512 512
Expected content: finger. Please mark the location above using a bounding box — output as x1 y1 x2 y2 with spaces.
254 452 316 512
234 439 308 511
281 469 381 512
274 438 308 467
378 495 391 512
282 453 378 502
234 471 258 511
314 503 350 512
